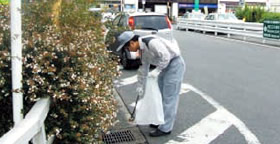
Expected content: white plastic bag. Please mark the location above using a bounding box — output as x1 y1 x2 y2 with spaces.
135 76 165 125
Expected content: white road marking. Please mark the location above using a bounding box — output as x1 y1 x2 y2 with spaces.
180 83 191 94
115 75 138 86
117 65 124 70
179 83 261 144
167 109 232 144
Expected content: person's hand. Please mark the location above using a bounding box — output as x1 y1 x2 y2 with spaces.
148 68 161 78
136 86 144 96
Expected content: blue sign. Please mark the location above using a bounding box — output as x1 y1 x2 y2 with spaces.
179 4 217 8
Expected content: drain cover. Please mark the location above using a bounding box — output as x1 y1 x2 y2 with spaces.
102 127 146 144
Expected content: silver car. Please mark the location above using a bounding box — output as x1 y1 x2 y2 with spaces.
177 12 206 30
105 12 177 69
205 13 243 22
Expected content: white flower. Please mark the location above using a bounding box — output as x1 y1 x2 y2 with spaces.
95 84 99 89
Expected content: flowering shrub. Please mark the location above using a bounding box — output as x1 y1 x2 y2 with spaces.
0 1 120 143
0 4 13 136
235 5 280 23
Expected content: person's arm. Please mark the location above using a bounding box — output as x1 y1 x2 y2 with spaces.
136 54 150 96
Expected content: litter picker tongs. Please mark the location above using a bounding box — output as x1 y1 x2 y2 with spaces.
129 94 140 121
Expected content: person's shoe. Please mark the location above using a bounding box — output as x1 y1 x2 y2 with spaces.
149 124 159 128
149 129 171 137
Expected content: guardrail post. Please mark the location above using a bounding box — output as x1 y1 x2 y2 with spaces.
32 124 47 144
202 21 206 34
227 26 231 38
215 24 218 36
243 28 247 40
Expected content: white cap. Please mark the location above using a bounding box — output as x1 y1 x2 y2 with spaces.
116 31 135 51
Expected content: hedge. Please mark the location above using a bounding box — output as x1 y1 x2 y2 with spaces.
0 1 120 143
260 12 280 22
235 4 280 22
235 5 266 22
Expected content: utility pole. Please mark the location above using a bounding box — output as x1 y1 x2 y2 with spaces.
121 0 124 12
142 0 145 11
266 0 271 11
11 0 23 124
167 0 171 18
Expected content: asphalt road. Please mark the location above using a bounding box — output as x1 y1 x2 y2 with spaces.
115 29 280 144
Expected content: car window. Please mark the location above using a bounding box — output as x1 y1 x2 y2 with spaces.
113 15 121 25
195 14 202 19
190 14 195 19
227 14 238 20
218 14 226 20
134 15 168 30
209 15 215 20
119 15 128 26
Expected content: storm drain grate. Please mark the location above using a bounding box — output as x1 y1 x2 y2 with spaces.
102 130 135 143
102 127 146 144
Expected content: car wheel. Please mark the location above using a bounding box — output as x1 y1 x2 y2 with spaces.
121 51 130 69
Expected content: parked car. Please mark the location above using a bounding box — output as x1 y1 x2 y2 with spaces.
101 10 117 23
105 12 177 69
177 12 205 30
89 8 117 23
205 13 243 22
183 12 205 20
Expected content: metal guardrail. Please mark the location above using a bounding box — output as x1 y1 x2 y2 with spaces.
0 97 54 144
176 18 280 43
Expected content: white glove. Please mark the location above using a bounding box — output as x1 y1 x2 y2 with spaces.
136 87 144 96
148 68 161 78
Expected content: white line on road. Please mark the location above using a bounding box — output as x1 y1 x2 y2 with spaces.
180 83 261 144
180 83 191 94
167 109 232 144
114 75 138 87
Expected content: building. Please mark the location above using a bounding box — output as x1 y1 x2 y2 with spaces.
218 0 266 12
176 0 218 15
136 0 219 20
98 0 218 19
268 0 280 12
99 0 280 17
98 0 121 11
218 0 280 13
